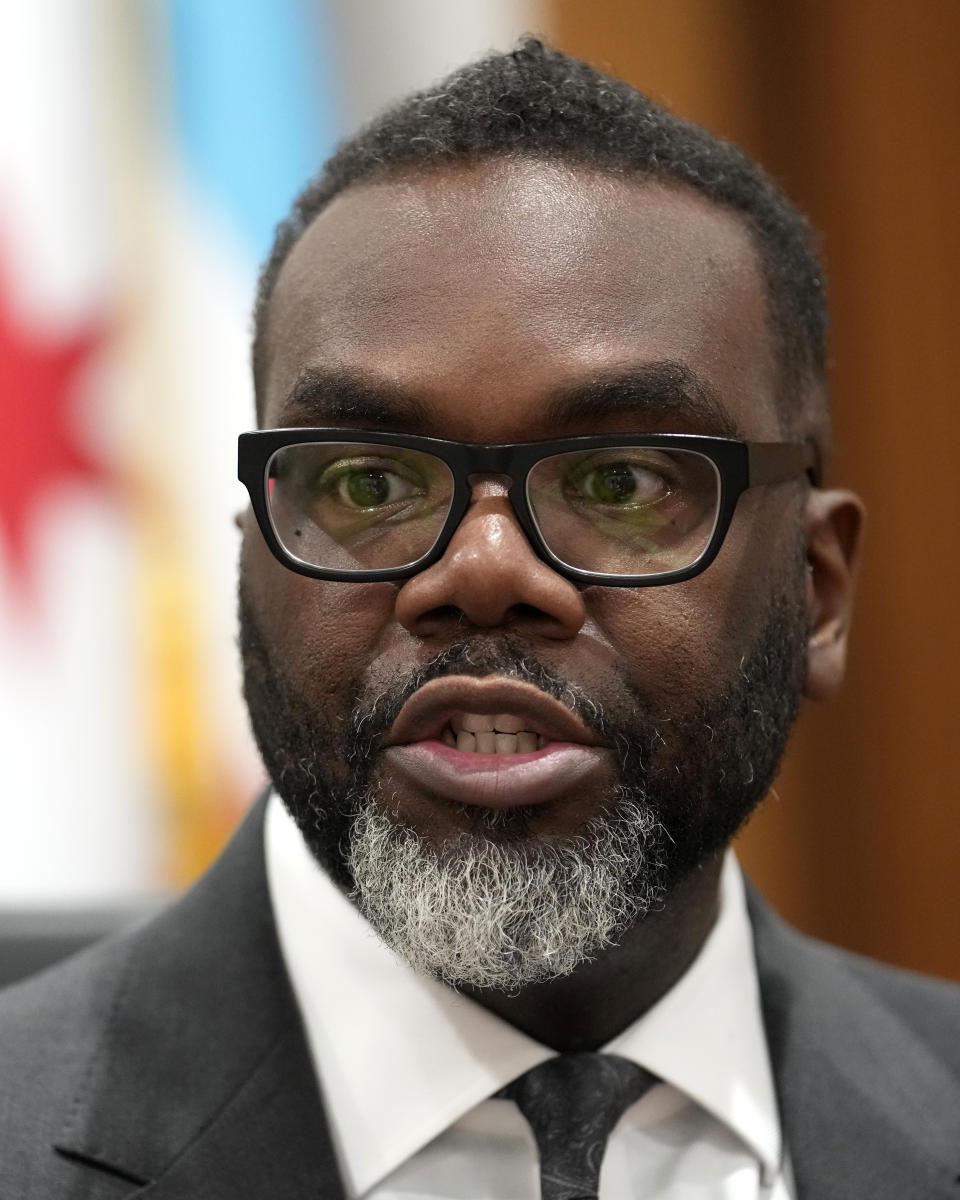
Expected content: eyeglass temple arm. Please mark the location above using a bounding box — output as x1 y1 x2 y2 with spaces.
748 441 822 488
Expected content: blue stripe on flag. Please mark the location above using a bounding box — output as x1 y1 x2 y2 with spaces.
167 0 341 260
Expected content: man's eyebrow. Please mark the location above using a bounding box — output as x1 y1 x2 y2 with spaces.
543 363 741 437
277 362 741 437
278 368 430 430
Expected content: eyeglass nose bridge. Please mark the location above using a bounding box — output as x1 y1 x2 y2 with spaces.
450 468 535 548
464 470 515 497
452 446 534 540
430 451 541 565
443 460 549 572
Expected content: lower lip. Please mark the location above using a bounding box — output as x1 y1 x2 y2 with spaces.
382 740 609 809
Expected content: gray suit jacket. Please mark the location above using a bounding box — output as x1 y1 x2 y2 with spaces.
1 798 958 1199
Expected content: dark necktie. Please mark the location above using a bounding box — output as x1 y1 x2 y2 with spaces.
499 1053 659 1200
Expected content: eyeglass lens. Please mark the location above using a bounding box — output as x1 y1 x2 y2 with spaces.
526 447 720 575
265 441 721 576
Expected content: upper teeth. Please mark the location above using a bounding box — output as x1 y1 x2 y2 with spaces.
442 712 546 754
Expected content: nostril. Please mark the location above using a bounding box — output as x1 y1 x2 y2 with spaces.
508 602 552 621
409 604 465 634
409 602 574 638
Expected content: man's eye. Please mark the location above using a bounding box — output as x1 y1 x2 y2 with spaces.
327 466 420 509
574 462 668 506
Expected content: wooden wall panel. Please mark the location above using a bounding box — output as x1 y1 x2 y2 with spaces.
545 0 960 978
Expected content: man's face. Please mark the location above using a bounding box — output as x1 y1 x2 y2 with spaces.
240 160 812 987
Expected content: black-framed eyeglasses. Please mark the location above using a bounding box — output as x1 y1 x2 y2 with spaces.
238 429 818 587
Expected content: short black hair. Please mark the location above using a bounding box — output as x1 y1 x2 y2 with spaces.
253 38 826 426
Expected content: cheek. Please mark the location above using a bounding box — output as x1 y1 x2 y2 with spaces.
585 589 716 711
240 531 398 704
586 501 786 709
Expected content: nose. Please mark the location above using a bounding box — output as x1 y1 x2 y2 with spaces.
393 476 587 639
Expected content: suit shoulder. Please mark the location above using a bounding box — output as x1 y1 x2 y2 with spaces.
0 929 132 1087
0 936 131 1197
782 917 960 1018
749 884 960 1071
831 942 960 1056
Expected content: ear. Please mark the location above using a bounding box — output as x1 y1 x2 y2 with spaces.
803 487 866 702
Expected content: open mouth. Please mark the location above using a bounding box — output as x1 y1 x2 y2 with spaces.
380 675 609 808
439 712 548 755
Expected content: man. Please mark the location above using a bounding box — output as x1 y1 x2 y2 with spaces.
1 38 958 1199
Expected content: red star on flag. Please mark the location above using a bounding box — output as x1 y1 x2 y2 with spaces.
0 259 113 606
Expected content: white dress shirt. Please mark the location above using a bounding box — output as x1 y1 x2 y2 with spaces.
265 794 795 1198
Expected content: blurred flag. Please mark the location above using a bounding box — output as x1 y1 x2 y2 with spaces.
120 0 340 886
0 2 151 903
0 0 337 900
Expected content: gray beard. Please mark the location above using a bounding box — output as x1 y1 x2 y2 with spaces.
348 793 663 991
240 557 808 992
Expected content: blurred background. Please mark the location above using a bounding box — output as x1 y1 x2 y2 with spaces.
0 1 957 979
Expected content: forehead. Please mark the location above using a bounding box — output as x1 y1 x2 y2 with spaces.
261 159 781 439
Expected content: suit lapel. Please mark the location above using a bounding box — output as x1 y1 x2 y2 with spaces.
130 1024 344 1199
748 886 960 1199
54 796 345 1199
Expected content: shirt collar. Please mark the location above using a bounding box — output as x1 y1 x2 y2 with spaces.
265 793 781 1196
604 853 782 1177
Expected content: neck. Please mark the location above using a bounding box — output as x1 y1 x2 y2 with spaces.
459 853 724 1051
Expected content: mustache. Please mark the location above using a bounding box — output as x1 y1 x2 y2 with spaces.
345 638 629 770
238 583 646 784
